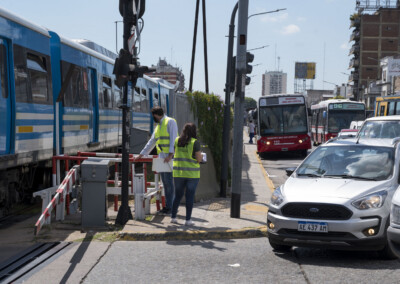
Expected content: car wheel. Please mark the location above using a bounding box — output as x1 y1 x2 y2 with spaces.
268 238 292 252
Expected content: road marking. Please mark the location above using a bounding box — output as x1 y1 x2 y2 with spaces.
254 151 275 192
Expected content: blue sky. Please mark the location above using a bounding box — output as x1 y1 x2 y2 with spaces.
1 0 357 101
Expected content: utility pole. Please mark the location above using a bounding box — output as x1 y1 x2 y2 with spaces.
231 0 249 218
189 0 200 92
220 2 238 198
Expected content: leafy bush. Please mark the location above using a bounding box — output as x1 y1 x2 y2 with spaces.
186 91 226 180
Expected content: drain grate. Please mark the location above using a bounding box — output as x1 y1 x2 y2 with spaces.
208 200 230 211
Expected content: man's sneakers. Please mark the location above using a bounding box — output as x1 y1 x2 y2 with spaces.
185 220 195 226
158 207 171 215
170 218 179 224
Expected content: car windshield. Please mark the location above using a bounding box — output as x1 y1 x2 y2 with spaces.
296 145 394 181
358 121 400 139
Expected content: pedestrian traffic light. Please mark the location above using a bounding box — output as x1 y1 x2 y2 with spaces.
245 51 254 85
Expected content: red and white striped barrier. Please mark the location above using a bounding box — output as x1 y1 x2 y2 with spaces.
35 165 79 235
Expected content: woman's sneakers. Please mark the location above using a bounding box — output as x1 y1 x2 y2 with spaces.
170 218 179 224
185 220 195 226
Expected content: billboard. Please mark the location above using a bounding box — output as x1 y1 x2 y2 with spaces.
295 62 316 79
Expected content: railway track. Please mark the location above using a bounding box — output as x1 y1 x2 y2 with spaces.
0 242 71 284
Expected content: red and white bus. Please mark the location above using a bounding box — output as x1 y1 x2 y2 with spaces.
257 94 311 157
311 99 365 145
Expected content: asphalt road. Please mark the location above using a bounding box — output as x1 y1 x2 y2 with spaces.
83 239 400 284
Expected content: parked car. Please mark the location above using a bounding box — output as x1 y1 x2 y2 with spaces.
267 138 399 258
337 129 358 139
388 189 400 258
357 115 400 139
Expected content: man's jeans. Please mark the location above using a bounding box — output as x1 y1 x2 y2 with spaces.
171 177 200 220
160 172 174 209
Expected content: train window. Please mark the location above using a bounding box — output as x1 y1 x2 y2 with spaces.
61 62 88 108
13 45 29 103
101 76 112 109
0 44 8 98
153 92 159 107
141 88 148 112
27 53 48 104
133 87 141 111
114 82 122 109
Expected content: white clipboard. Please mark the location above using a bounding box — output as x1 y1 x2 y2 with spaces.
152 157 173 172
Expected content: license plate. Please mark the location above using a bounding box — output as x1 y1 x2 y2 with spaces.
298 221 328 233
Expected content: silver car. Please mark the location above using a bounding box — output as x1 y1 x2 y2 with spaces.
267 138 399 259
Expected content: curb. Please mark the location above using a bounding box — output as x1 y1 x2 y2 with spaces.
118 226 268 241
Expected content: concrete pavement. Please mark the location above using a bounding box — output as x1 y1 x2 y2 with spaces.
0 134 276 282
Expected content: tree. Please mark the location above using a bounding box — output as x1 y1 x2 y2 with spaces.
244 97 257 110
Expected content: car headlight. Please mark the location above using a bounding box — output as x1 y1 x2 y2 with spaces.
391 204 400 225
270 186 284 206
351 190 387 210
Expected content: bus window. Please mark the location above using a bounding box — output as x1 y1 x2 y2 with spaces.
388 102 395 116
396 102 400 115
380 105 386 116
134 87 141 111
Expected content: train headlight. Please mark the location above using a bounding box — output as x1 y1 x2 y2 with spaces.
299 139 303 143
266 141 271 145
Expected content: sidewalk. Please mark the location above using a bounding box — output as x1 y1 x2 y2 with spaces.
120 138 272 241
0 134 274 260
0 135 275 282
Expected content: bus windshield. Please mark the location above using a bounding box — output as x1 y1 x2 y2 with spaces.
259 105 307 136
328 110 365 133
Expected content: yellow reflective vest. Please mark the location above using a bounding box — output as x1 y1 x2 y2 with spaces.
154 117 176 154
173 137 200 178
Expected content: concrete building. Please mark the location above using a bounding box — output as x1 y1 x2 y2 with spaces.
262 71 287 96
304 89 334 108
349 1 400 102
148 58 185 91
379 55 400 95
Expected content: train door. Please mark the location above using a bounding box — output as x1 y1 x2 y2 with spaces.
0 39 11 155
88 68 99 143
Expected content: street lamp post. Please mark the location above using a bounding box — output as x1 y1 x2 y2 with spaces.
220 3 285 200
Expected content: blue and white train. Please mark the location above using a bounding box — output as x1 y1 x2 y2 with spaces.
0 8 177 216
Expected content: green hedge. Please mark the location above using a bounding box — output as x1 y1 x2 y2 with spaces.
186 91 227 181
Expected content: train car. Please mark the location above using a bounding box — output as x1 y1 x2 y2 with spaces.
0 8 55 216
0 7 178 217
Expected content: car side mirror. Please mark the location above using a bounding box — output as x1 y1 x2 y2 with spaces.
285 167 296 177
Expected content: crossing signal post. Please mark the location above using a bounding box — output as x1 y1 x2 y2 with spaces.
115 0 154 226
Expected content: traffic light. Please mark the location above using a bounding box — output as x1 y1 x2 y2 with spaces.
245 51 254 85
113 49 156 88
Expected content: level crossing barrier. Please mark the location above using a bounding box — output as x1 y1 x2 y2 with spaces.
34 153 165 235
34 165 79 235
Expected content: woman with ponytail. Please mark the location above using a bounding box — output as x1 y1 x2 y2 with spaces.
171 123 203 226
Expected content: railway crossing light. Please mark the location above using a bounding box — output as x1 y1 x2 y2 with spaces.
245 51 254 85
